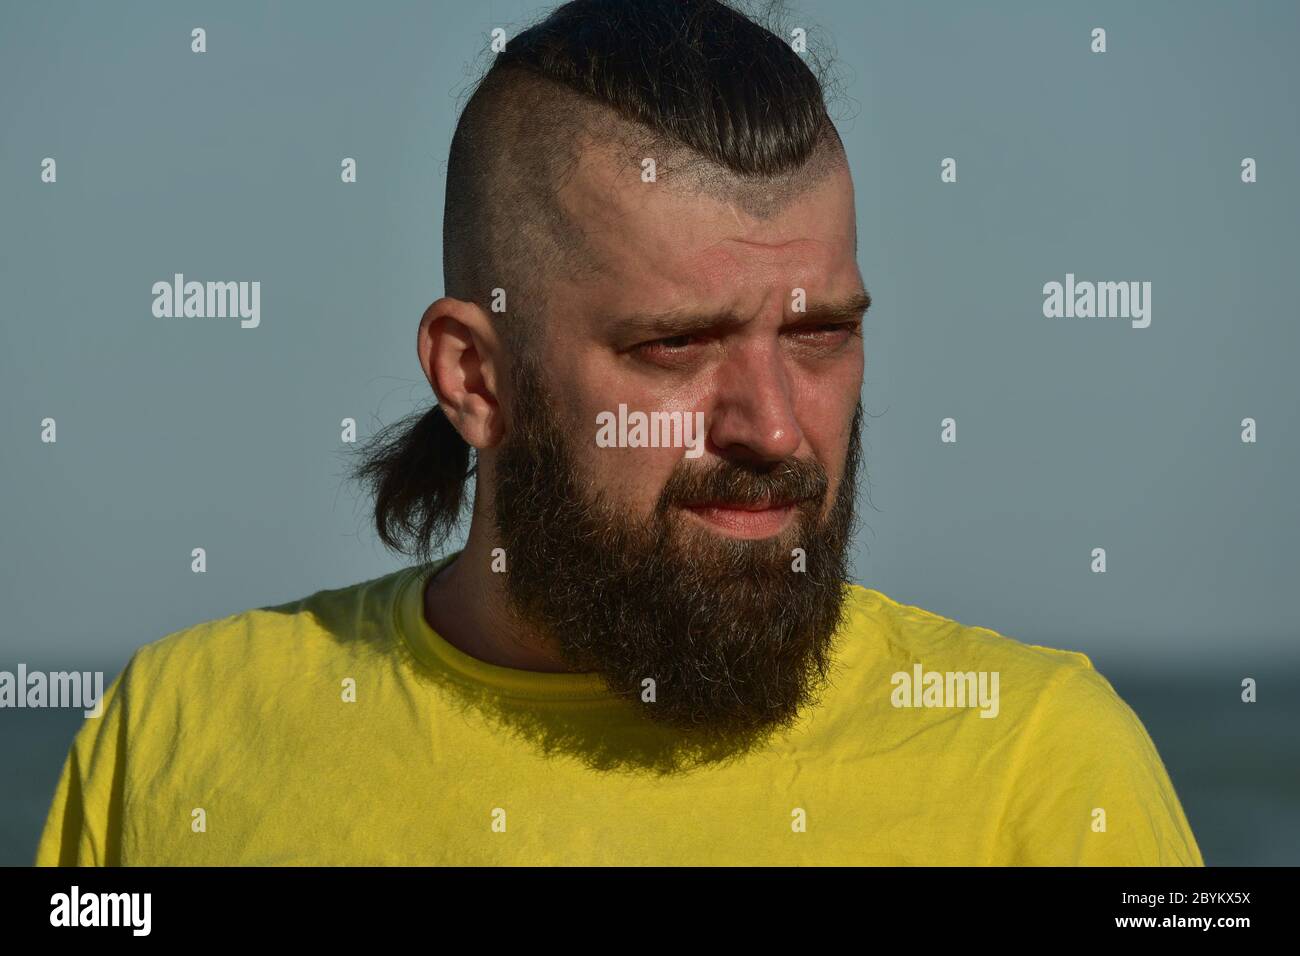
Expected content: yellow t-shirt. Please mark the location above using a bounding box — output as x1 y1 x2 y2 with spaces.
36 555 1203 866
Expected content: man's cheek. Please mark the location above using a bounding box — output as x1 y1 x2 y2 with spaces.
590 447 676 513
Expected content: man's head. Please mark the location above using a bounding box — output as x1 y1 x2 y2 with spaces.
353 0 868 744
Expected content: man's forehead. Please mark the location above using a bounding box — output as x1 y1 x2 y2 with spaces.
554 136 856 309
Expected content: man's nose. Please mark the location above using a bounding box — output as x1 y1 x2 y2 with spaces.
706 345 803 464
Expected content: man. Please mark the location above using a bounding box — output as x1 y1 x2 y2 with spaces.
37 0 1202 866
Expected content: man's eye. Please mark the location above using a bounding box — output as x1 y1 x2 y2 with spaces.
636 334 697 353
789 321 862 339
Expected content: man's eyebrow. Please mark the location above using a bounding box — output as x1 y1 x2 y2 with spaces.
793 288 872 322
607 288 872 339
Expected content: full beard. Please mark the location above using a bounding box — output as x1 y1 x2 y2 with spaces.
493 353 862 747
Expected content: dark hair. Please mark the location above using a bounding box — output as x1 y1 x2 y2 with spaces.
352 0 844 562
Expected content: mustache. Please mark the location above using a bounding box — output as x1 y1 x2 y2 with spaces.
656 456 829 512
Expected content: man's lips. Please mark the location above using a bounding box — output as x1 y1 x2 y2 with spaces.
681 498 798 512
677 498 804 538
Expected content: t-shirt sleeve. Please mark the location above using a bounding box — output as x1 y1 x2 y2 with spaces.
34 661 132 867
993 661 1204 866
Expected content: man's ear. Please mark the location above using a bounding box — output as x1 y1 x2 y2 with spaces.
417 298 505 449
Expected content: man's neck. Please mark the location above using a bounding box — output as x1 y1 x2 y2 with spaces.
421 531 581 673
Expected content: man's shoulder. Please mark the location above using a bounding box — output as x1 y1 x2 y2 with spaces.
840 582 1098 681
832 582 1146 736
124 566 416 689
833 584 1196 860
